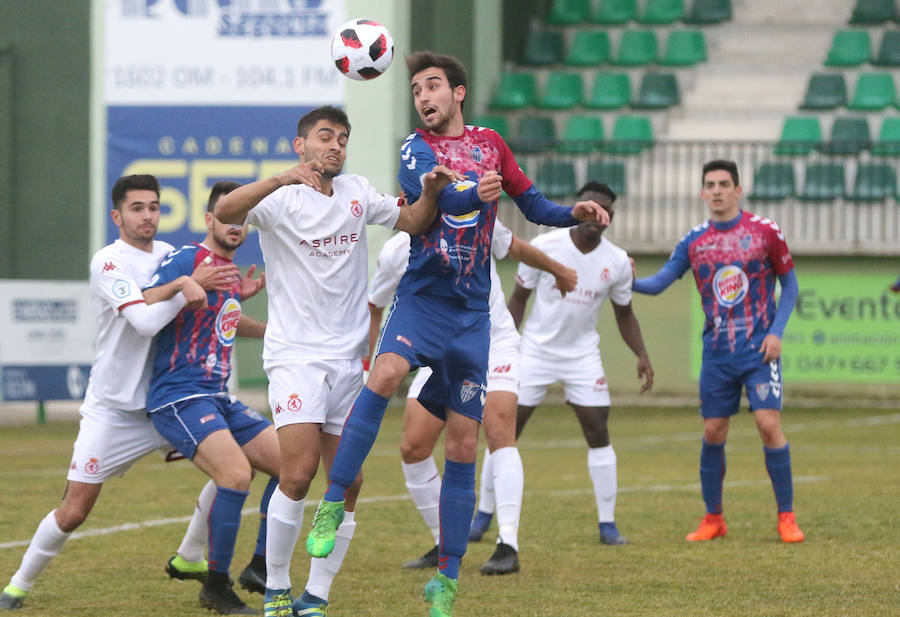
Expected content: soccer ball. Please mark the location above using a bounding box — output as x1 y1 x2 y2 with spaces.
331 18 394 81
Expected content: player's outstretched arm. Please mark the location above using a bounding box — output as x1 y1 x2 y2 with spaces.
507 236 577 296
236 314 266 339
612 301 654 393
214 160 324 223
395 165 460 234
507 283 533 330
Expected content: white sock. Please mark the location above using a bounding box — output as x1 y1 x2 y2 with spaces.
265 486 305 590
588 446 618 523
10 511 71 592
177 479 216 563
305 510 356 602
477 447 495 514
401 457 442 545
491 447 523 551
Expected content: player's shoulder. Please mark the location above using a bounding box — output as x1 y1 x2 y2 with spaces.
465 124 503 142
599 237 629 262
534 227 570 245
681 219 712 244
743 210 784 234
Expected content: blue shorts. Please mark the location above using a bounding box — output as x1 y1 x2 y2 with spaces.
377 293 489 422
699 358 783 418
150 396 271 460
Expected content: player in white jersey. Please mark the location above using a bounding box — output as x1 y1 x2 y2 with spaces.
509 181 654 546
0 175 240 611
366 219 577 575
213 105 456 617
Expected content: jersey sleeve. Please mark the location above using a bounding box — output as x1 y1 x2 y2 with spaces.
368 234 410 308
487 130 532 199
608 251 634 306
91 253 146 312
363 179 403 229
245 188 285 231
765 220 794 274
144 246 195 290
491 218 514 261
398 133 483 215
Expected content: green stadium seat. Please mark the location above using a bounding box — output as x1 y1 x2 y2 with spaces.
547 0 591 25
565 30 611 66
849 0 894 24
774 116 823 155
682 0 731 24
511 115 556 153
824 30 871 67
636 0 684 24
537 71 584 109
471 114 509 138
872 30 900 66
846 163 896 200
632 72 680 109
871 116 900 155
534 159 577 197
490 72 537 110
585 72 632 109
820 117 871 154
748 162 796 201
848 72 895 110
612 30 659 66
605 115 654 154
798 163 846 201
660 29 707 66
591 0 637 25
587 160 627 196
799 73 847 110
521 30 565 66
557 115 604 153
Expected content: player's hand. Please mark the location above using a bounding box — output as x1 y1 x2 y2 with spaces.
552 264 578 296
422 165 462 195
572 200 610 226
191 262 240 291
759 334 782 363
477 170 503 203
277 160 324 191
637 356 654 393
181 277 208 310
240 264 266 300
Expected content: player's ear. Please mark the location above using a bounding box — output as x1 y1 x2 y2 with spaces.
453 85 466 105
204 211 215 230
735 184 743 197
293 136 305 157
109 208 121 227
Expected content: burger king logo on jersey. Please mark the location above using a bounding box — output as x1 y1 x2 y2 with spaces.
712 265 749 307
215 297 242 346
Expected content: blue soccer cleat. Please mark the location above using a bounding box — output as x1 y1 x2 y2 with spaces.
263 587 293 617
293 590 328 617
599 522 628 545
468 510 493 542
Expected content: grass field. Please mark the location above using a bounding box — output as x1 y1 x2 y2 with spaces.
1 401 898 617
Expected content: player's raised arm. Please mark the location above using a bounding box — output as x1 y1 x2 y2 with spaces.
632 241 691 295
506 236 577 296
214 160 324 224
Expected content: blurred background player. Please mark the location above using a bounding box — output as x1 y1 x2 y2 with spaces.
632 159 804 544
0 175 237 611
144 181 273 614
307 51 609 617
366 219 576 575
509 181 653 546
213 105 453 617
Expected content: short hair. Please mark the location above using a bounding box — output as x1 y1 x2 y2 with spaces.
111 174 160 210
297 105 351 139
207 181 241 213
405 51 468 111
577 180 617 204
702 159 740 186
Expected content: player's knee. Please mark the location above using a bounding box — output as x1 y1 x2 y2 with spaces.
445 432 479 462
216 461 253 492
399 438 433 463
279 469 315 500
55 504 89 532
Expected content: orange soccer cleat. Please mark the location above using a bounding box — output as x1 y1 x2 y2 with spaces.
777 511 805 543
686 513 727 541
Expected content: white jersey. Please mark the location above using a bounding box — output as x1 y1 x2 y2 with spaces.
248 174 402 361
516 228 632 361
82 239 174 412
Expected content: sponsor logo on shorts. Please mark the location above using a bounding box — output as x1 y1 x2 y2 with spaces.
769 361 782 398
755 383 770 400
243 407 263 421
460 379 487 405
594 376 608 392
216 297 241 345
274 403 284 415
350 200 363 217
712 265 749 307
70 461 77 471
200 413 216 424
84 457 100 476
396 335 412 347
287 394 302 412
492 364 511 373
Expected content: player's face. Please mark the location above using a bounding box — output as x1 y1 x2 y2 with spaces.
207 212 248 252
298 120 348 179
701 169 742 220
577 191 613 238
410 67 464 135
111 189 160 249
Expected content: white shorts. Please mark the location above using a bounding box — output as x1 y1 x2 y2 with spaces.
266 359 364 435
407 334 520 399
517 350 611 407
68 405 172 484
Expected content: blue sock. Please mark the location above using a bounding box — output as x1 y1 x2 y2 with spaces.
699 440 725 514
207 486 249 573
325 387 389 502
764 443 794 513
255 476 278 556
438 459 476 580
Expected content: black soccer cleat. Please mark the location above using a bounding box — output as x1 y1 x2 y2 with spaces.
237 554 266 595
479 542 520 575
199 573 257 615
0 588 26 611
401 545 439 569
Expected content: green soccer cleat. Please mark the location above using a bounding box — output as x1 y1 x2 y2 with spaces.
165 554 209 582
0 584 27 610
305 499 345 558
423 573 458 617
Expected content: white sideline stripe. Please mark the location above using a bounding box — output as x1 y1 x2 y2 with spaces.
0 476 830 551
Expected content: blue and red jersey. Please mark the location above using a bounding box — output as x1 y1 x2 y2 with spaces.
663 211 794 362
145 243 242 410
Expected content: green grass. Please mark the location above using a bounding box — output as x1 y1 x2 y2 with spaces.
1 403 898 616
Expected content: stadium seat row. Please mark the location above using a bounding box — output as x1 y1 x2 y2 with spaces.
491 71 680 111
750 161 900 201
801 72 900 111
825 29 900 67
529 159 629 198
848 0 900 25
521 28 707 67
545 0 731 26
776 115 900 156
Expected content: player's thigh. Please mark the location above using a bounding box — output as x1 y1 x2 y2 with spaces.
56 481 104 531
324 358 367 435
400 394 445 463
275 422 324 499
240 424 280 478
223 399 276 472
482 391 518 450
192 428 252 489
562 352 611 408
698 360 743 418
444 409 481 463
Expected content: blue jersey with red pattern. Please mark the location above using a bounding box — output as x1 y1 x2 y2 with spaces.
664 211 794 362
145 243 242 410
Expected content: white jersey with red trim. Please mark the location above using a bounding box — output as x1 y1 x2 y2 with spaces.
82 239 174 412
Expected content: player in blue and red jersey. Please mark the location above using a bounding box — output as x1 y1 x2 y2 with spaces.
306 51 609 617
633 159 804 544
145 181 279 615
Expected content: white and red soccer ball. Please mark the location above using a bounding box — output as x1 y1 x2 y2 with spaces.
331 18 394 81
